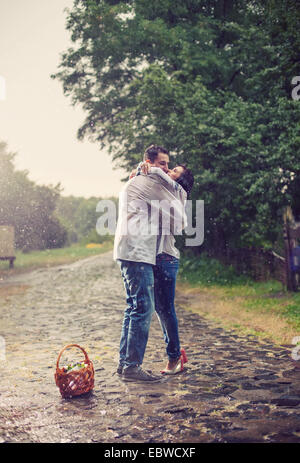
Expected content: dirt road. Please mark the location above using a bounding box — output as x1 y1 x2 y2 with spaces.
0 251 300 443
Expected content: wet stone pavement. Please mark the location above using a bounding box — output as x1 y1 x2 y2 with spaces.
0 250 300 443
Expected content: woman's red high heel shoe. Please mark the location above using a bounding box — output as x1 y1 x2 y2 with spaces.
181 348 188 364
161 348 188 375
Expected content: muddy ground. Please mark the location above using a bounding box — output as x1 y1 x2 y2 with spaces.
0 251 300 443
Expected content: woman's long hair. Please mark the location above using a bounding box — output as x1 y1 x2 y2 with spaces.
176 164 194 197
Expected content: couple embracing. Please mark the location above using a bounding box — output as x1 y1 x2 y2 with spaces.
113 145 194 382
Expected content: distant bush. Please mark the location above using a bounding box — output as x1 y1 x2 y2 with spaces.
79 228 113 246
55 195 118 246
179 252 249 286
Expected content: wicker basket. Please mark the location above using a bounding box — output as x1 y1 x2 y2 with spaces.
54 344 94 398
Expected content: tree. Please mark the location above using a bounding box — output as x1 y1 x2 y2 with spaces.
0 141 68 250
55 194 118 244
52 0 300 253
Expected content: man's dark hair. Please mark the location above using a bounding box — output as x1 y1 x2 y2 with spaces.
144 144 169 163
176 164 194 197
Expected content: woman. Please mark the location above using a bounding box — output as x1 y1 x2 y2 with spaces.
135 161 194 375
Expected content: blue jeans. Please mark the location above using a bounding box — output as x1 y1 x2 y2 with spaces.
153 253 181 360
118 260 155 369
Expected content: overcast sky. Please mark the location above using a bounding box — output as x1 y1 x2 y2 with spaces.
0 0 126 198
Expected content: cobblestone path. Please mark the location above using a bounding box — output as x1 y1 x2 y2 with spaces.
0 251 300 443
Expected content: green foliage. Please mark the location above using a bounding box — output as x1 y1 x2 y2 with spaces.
178 253 249 286
283 296 300 330
0 142 68 251
0 242 114 274
179 252 300 331
79 227 114 245
52 0 300 253
55 195 118 244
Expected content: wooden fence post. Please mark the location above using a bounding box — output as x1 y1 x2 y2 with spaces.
283 206 300 291
283 208 292 290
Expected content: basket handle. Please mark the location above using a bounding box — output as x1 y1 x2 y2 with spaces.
56 344 91 370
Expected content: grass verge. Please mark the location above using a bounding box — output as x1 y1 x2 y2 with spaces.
0 241 113 281
177 254 300 345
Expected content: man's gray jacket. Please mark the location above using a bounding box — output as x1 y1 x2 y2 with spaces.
113 168 187 265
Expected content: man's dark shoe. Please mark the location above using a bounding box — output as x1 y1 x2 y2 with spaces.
122 366 161 382
117 364 123 375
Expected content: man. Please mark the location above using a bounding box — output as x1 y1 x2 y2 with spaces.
129 144 169 178
114 145 185 382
